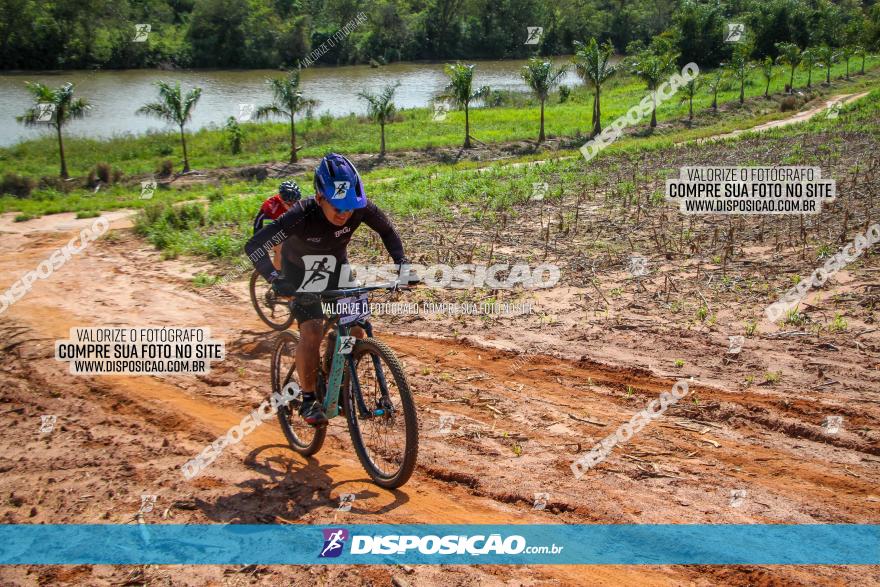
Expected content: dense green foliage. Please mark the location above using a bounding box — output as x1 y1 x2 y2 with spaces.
2 0 879 69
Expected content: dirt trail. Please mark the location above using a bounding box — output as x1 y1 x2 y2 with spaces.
687 92 870 144
429 91 872 175
2 189 878 585
0 218 685 585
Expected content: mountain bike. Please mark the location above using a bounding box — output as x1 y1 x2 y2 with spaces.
250 270 295 331
270 283 419 489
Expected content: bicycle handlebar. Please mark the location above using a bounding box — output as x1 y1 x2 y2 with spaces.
291 281 418 303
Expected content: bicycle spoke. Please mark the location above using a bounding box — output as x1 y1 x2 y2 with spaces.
352 350 408 477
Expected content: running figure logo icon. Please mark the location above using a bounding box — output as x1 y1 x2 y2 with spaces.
338 336 356 355
36 103 56 123
298 255 337 292
319 528 349 558
525 27 543 45
725 23 744 42
332 181 350 199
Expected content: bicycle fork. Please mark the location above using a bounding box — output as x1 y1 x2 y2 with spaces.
324 322 394 419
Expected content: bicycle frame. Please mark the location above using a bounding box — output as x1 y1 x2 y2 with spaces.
322 318 395 420
289 282 406 421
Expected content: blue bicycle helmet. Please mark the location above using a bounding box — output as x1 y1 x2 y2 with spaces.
314 153 367 211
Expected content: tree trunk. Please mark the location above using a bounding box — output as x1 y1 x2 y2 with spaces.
289 116 298 163
789 67 795 91
764 79 770 97
380 121 386 156
739 76 745 104
861 56 866 75
826 67 830 84
845 59 850 80
711 88 718 110
806 66 812 88
538 99 545 143
650 93 657 128
592 86 601 136
463 102 471 148
56 123 68 179
688 95 693 121
590 91 597 134
179 125 190 172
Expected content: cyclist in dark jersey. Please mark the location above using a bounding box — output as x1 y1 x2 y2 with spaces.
245 153 412 426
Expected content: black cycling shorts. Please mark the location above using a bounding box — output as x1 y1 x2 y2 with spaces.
274 256 345 325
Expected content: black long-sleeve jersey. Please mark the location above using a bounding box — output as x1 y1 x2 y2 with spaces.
245 197 407 282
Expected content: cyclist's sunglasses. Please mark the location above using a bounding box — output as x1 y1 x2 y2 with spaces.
319 194 352 215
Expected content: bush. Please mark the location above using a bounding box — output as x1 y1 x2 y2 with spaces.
166 202 206 229
75 210 100 219
14 213 35 222
224 117 243 155
158 159 174 177
134 203 166 235
558 85 571 103
39 176 72 193
208 188 225 203
1 173 37 197
205 232 238 258
96 162 112 184
780 96 798 112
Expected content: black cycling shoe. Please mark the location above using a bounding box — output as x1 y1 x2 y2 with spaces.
299 399 328 427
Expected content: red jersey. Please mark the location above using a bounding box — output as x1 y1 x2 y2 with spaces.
260 194 289 220
253 194 291 233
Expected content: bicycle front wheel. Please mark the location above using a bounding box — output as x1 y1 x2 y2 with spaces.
343 338 418 489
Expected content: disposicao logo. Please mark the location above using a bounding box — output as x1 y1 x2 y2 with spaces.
319 528 349 558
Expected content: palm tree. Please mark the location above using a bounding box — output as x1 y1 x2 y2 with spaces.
759 56 777 98
729 43 754 104
572 39 617 137
775 42 801 92
443 63 490 149
854 46 867 75
358 82 400 157
254 70 318 163
628 50 678 128
521 58 567 142
706 66 728 111
680 77 702 122
816 45 838 85
136 81 202 173
801 48 818 88
17 82 90 178
840 45 856 80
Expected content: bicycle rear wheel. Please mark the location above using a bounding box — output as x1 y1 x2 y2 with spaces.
343 338 418 489
250 270 295 331
271 331 325 455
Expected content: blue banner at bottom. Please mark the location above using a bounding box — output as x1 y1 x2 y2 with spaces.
0 524 877 565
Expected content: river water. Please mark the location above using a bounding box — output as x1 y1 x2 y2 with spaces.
0 57 583 147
